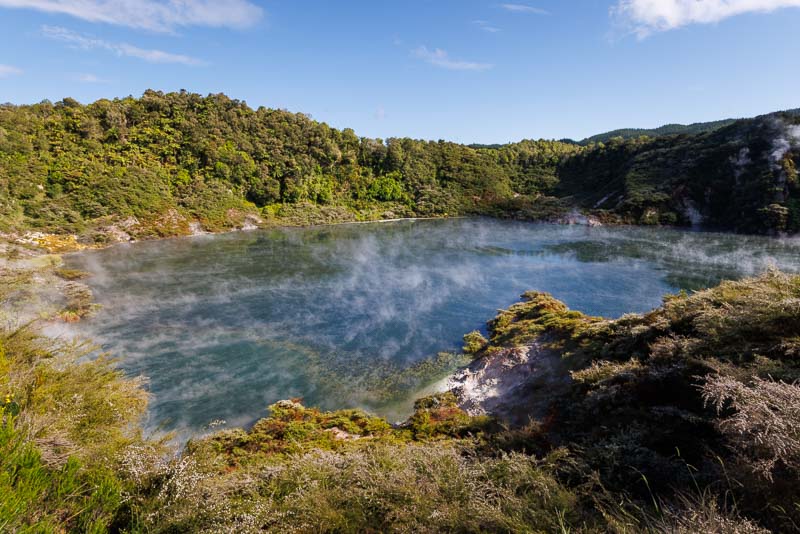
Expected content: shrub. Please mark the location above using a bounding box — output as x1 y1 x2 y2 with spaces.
462 330 488 354
0 413 125 532
703 375 800 479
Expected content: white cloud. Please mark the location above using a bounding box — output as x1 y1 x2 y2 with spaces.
413 46 493 71
500 3 548 14
74 73 109 83
375 107 386 121
473 20 501 32
0 64 22 78
0 0 262 32
43 25 205 65
613 0 800 37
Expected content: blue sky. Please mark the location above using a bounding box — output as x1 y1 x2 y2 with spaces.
1 0 799 143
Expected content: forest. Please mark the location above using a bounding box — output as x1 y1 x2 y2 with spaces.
2 90 799 242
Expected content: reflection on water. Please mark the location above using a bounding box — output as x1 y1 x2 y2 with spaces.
63 219 800 436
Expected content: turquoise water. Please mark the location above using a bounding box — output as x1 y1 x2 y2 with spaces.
64 219 800 435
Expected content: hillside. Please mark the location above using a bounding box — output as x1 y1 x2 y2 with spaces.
578 108 800 144
0 91 579 242
579 117 739 144
1 91 800 244
559 111 800 232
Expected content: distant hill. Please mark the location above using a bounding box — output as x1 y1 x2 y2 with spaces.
580 108 800 145
0 91 798 237
580 118 739 145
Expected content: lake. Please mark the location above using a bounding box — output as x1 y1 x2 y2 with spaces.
63 218 800 436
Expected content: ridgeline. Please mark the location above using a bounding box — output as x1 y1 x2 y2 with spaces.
1 90 800 244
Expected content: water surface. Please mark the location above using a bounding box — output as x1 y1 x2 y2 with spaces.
64 219 800 435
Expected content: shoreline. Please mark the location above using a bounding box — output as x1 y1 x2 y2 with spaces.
6 204 781 259
2 214 461 256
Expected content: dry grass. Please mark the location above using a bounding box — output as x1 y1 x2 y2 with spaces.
703 375 800 479
143 441 578 533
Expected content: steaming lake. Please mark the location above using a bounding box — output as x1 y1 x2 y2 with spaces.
64 218 800 436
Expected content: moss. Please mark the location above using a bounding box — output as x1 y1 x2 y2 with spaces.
190 394 496 474
192 400 396 466
570 359 644 385
405 392 494 439
37 234 88 253
462 330 488 354
54 268 91 281
486 290 602 351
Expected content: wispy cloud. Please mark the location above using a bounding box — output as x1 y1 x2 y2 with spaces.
473 20 501 32
413 46 493 71
74 73 109 83
0 64 22 78
613 0 800 38
500 3 548 14
0 0 263 32
42 25 206 65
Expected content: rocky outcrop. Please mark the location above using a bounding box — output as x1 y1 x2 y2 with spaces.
449 337 571 427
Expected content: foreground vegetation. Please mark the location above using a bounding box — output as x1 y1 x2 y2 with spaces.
1 91 799 246
3 244 798 531
461 269 800 532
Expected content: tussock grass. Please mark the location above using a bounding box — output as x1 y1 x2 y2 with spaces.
148 443 578 533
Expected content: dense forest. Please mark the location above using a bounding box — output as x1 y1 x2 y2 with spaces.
1 90 799 242
580 108 800 144
578 117 740 144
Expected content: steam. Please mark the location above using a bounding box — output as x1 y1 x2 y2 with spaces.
61 219 800 437
731 147 751 180
770 119 800 171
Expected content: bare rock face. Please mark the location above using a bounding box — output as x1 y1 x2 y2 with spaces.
241 213 263 231
97 216 140 243
555 209 603 228
449 338 572 427
188 222 208 236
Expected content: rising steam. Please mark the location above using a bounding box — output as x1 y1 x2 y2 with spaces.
59 219 800 437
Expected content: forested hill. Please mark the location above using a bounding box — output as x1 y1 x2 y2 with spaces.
1 90 799 242
579 118 739 144
560 110 800 232
578 108 800 144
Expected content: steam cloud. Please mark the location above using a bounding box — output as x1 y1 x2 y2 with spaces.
770 119 800 170
59 219 800 437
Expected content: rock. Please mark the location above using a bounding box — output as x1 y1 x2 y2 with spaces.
241 213 264 231
189 222 208 235
274 399 304 410
449 337 572 427
326 427 361 441
554 209 603 227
